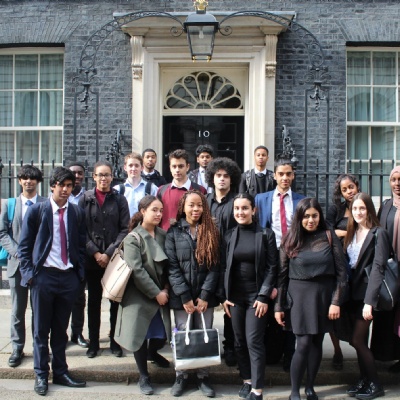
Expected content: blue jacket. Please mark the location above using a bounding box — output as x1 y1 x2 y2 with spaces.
18 199 86 287
255 190 305 229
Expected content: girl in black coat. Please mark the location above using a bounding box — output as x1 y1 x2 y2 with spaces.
275 198 347 400
165 190 220 398
343 192 390 400
221 193 278 400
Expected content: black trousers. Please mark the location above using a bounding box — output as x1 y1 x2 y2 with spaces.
70 279 86 335
30 267 79 379
86 269 118 345
230 302 267 389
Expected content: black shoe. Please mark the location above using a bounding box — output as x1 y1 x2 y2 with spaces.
71 333 89 348
305 388 318 400
197 377 215 398
110 339 123 357
224 347 237 367
53 373 86 388
355 382 384 400
34 377 48 396
86 344 99 358
8 349 24 368
245 392 263 400
148 352 170 368
347 378 368 397
239 382 252 399
388 360 400 373
171 376 187 397
138 375 154 395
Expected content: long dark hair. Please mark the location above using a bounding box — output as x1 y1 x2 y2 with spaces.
281 197 327 258
128 195 163 232
176 190 220 267
332 174 360 207
343 192 380 251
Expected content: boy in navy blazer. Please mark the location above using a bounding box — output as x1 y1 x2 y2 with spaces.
18 167 87 396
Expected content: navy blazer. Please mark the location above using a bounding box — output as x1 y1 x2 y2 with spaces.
255 190 305 229
18 199 86 287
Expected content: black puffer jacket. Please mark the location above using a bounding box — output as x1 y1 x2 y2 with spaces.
165 218 219 310
79 188 130 270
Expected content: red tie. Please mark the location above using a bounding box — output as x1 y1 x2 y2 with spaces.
279 193 288 236
59 208 68 265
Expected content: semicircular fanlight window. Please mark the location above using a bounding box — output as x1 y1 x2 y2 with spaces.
165 71 243 109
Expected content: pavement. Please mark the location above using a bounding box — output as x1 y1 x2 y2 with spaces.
0 290 400 399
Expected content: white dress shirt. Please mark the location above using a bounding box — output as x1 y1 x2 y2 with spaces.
271 188 294 249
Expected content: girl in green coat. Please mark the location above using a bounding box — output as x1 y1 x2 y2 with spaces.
115 195 171 395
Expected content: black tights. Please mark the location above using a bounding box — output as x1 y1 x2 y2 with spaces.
134 340 149 378
290 333 325 398
350 318 379 384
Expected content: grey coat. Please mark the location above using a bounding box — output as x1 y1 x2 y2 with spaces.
0 195 46 278
114 225 171 352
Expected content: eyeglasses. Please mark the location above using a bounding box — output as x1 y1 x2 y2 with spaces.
94 173 112 179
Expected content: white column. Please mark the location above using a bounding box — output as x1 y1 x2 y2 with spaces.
131 36 144 151
264 34 278 168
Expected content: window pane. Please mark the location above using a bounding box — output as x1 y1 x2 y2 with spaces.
373 87 396 121
15 55 38 89
373 52 396 85
16 131 39 162
0 55 13 90
41 130 62 162
0 131 15 161
347 52 370 85
0 91 12 126
347 87 371 121
40 54 63 89
371 127 394 159
15 92 37 126
347 126 368 159
39 91 62 126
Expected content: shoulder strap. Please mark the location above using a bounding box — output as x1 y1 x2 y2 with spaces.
158 184 170 199
7 198 17 227
245 170 251 191
145 181 152 196
119 183 125 196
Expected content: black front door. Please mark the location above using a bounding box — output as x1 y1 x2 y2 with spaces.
163 115 244 182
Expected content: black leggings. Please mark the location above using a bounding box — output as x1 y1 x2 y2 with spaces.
350 317 379 384
290 333 325 397
133 338 166 378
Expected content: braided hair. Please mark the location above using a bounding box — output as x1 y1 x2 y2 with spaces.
176 190 220 267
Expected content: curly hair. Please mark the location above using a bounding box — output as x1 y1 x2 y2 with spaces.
332 174 360 207
205 157 242 189
128 195 163 232
176 190 220 267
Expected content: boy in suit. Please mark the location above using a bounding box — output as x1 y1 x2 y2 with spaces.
0 165 45 368
255 158 305 372
18 167 87 396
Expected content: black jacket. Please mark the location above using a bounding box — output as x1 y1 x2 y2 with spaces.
219 224 278 303
206 191 237 238
165 218 219 310
326 202 347 229
347 226 390 308
238 169 275 197
79 188 130 270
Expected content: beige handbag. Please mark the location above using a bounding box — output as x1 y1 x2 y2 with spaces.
101 231 140 302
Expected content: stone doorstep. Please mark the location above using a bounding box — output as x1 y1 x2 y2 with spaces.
0 353 398 386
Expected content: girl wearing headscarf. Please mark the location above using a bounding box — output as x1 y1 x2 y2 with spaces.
370 166 400 372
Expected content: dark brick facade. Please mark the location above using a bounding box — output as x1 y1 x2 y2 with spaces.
0 0 399 179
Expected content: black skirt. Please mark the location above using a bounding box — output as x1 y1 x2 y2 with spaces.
288 275 335 335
